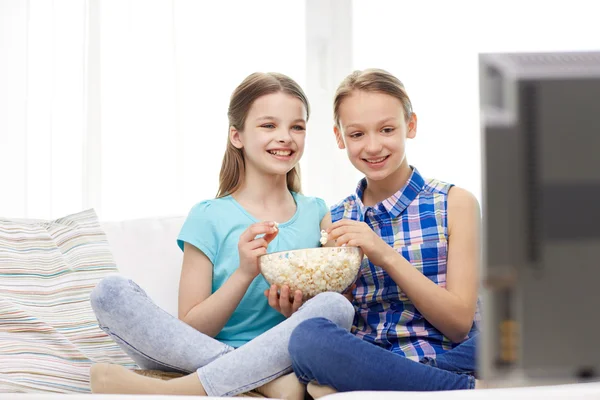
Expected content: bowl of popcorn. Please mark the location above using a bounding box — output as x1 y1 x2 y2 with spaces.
259 231 362 299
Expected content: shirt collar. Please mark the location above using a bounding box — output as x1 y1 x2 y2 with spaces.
351 166 425 219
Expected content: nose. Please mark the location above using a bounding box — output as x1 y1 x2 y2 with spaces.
275 128 293 144
365 133 383 155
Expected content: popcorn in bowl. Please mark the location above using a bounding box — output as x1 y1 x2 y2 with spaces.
259 246 362 300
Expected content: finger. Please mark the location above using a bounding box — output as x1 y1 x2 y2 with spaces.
263 229 279 245
330 224 364 240
335 233 355 247
291 290 303 313
342 283 356 302
279 285 292 316
240 222 276 242
327 225 345 240
343 283 356 294
343 291 354 302
264 289 269 298
328 219 357 232
268 285 280 310
346 239 360 247
251 247 267 258
248 237 268 250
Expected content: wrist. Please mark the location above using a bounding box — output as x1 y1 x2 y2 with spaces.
380 246 400 271
233 268 256 285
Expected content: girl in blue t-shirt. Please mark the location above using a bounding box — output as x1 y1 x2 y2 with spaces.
89 72 354 398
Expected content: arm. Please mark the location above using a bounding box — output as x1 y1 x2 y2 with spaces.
178 242 255 337
320 211 337 247
179 222 278 337
380 188 480 342
329 187 480 343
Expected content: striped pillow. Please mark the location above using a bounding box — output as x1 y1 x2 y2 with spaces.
0 209 134 393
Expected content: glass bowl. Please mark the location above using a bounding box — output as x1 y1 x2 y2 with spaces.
259 246 362 299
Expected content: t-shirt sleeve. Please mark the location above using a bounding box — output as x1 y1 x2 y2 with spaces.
315 197 329 222
177 200 218 264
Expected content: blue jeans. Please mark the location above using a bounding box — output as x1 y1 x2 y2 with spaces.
90 276 355 397
289 318 477 391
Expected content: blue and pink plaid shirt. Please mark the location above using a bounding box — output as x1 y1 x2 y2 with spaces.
331 167 481 361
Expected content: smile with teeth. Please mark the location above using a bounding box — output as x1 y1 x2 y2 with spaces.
364 155 389 163
268 150 293 156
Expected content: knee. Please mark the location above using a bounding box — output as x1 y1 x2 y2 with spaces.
90 275 132 318
289 318 331 362
306 292 355 330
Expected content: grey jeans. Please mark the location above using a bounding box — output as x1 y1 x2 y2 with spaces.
90 275 354 397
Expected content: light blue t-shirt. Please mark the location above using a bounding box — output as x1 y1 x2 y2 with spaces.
177 192 328 348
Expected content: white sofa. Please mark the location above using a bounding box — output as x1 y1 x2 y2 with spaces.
101 215 187 318
6 215 600 399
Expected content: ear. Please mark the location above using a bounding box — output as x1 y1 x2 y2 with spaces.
333 125 346 149
406 113 417 139
229 126 243 149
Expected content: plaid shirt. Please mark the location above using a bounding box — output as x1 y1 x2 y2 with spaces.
331 167 481 361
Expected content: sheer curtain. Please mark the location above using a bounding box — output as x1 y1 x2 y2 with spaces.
353 0 600 201
1 0 306 220
0 0 86 219
3 0 599 220
99 0 306 220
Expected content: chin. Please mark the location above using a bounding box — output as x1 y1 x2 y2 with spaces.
364 171 393 182
351 162 386 181
264 164 297 177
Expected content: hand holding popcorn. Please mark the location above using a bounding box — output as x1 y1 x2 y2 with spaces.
238 221 279 279
328 219 393 268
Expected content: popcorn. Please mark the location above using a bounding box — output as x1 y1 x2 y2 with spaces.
320 230 328 246
273 221 279 231
260 247 362 299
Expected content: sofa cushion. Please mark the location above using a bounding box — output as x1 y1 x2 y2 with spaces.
0 209 134 393
101 216 185 317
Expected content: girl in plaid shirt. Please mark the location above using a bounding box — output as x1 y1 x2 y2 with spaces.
289 69 483 395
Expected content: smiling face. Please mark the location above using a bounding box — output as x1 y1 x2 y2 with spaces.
334 90 417 182
230 91 307 178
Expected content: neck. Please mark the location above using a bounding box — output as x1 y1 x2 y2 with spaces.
234 166 292 207
363 160 412 206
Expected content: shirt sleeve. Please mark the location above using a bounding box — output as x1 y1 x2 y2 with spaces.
177 200 218 264
315 197 329 223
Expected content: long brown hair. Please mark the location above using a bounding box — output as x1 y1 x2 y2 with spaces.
333 68 413 128
216 72 310 198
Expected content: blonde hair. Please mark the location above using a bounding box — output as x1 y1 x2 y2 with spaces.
217 72 310 198
333 68 413 128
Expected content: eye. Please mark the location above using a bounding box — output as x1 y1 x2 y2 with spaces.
261 123 276 129
349 132 363 139
381 127 395 134
292 125 306 131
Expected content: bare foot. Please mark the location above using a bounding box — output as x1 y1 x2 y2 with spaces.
475 379 489 389
255 372 305 400
307 382 337 399
90 363 206 395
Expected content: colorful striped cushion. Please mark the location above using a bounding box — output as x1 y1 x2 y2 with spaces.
0 209 134 393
